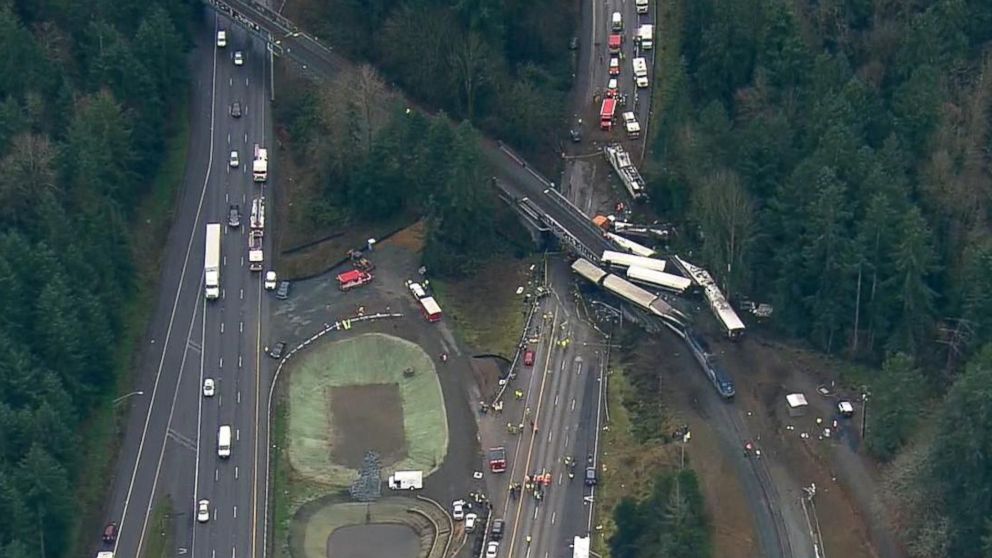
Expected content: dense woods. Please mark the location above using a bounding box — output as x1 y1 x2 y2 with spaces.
649 0 992 554
289 0 577 155
610 471 711 558
0 0 191 555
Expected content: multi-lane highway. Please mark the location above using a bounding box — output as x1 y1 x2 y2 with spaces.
103 12 272 558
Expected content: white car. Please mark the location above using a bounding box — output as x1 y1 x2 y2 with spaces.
464 512 478 532
451 499 465 521
234 51 244 66
216 30 227 47
636 75 649 88
264 271 277 290
203 378 215 397
485 541 499 558
229 150 239 168
197 499 210 523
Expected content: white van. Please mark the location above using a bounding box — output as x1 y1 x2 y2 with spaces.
218 425 232 458
611 12 622 31
633 57 649 87
217 30 227 48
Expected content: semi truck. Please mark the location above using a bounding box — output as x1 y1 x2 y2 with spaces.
248 229 263 271
205 224 221 300
252 144 268 182
488 447 507 473
600 98 617 130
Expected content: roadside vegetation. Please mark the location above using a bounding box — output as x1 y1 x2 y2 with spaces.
285 0 576 162
611 470 711 558
0 1 193 556
651 0 992 555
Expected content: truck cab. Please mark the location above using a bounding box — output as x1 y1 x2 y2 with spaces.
611 11 622 31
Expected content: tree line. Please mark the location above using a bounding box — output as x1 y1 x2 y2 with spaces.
0 0 193 556
291 0 577 157
648 0 992 554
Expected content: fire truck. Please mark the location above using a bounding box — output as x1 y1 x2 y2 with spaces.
608 33 622 54
337 269 374 291
600 97 617 130
488 447 507 473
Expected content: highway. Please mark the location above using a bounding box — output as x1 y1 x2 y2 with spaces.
102 11 272 558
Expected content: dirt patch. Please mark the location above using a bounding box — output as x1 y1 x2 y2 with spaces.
326 524 420 558
385 220 426 253
328 383 408 468
470 357 506 400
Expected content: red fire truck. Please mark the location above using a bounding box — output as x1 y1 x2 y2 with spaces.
488 447 507 473
419 296 443 322
337 269 373 291
600 97 617 130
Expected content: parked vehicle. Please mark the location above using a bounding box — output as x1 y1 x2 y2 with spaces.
264 270 277 290
268 342 286 359
523 349 535 366
102 522 118 544
275 280 291 300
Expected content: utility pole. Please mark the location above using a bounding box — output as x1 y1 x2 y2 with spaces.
860 390 870 440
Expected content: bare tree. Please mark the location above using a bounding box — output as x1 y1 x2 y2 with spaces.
692 169 756 296
353 64 389 154
0 133 57 222
449 32 491 121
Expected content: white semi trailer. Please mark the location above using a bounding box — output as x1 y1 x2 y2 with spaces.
205 224 221 300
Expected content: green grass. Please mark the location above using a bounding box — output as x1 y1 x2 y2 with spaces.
430 255 537 357
145 496 175 558
287 333 448 485
68 97 190 558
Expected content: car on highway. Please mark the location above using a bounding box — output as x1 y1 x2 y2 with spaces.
490 518 504 540
196 499 210 523
265 270 278 290
606 78 619 98
609 56 620 76
229 150 239 168
102 522 118 543
485 541 499 558
585 466 598 486
464 512 477 532
228 204 241 228
203 378 215 397
451 499 465 521
268 342 287 359
233 50 244 66
230 101 242 118
523 349 535 366
275 280 291 300
216 30 226 47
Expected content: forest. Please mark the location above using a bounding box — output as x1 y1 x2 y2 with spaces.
0 0 193 556
610 471 710 558
285 0 578 156
647 0 992 555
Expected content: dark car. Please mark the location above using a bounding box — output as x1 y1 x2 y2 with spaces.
228 204 240 227
103 522 118 544
490 518 504 541
230 101 242 118
268 341 286 359
584 466 598 486
275 280 291 300
569 128 582 143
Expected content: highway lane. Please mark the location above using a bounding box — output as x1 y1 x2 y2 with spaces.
185 14 273 558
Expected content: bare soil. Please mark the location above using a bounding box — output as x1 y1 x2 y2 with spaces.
328 384 407 468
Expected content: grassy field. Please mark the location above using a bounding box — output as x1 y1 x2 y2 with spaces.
431 255 537 357
69 97 190 558
287 333 448 485
593 366 678 557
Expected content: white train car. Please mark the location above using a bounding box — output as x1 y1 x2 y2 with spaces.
601 250 666 272
605 232 656 257
571 258 609 285
625 266 693 295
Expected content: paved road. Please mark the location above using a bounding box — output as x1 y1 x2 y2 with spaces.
101 11 273 558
